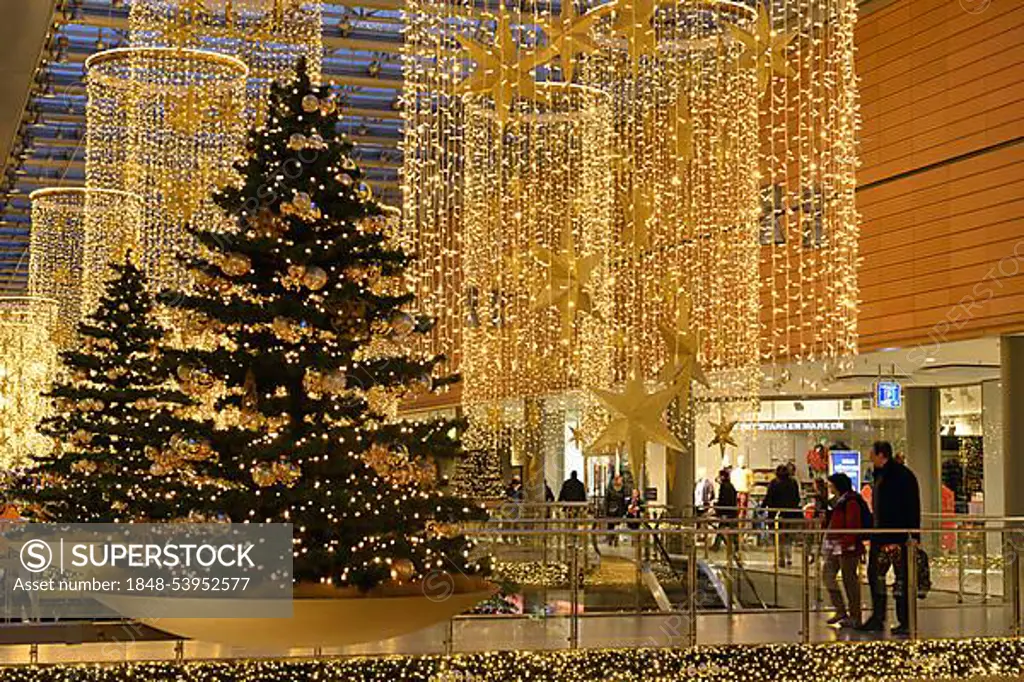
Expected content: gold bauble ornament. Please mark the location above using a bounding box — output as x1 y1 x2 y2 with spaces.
301 94 320 112
335 172 354 187
221 253 252 277
391 558 415 582
71 459 97 474
356 183 373 201
302 266 328 291
272 316 302 343
319 98 336 116
308 133 325 149
150 462 172 476
288 133 307 150
390 312 416 337
321 369 347 393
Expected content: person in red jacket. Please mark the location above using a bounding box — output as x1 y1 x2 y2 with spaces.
823 472 867 628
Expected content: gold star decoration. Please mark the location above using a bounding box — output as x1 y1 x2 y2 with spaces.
456 12 553 123
609 0 658 75
588 363 685 477
529 229 602 335
708 418 738 458
541 2 613 82
727 6 798 93
569 424 584 450
657 293 709 395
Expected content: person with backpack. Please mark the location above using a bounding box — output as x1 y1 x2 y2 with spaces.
823 472 868 628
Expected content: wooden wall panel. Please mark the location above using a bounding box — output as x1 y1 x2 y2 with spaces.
853 0 1024 352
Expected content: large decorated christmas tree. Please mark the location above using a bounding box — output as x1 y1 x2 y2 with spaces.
162 59 487 590
14 258 211 522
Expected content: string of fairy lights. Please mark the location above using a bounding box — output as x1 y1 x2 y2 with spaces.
27 189 87 351
129 0 324 124
0 297 58 468
402 0 860 478
0 638 1019 679
461 83 613 409
85 47 249 297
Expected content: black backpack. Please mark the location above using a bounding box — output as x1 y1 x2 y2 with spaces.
853 493 873 530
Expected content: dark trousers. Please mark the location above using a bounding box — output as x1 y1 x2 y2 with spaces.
867 542 908 626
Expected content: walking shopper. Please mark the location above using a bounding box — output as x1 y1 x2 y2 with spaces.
762 464 802 567
856 441 921 636
711 468 738 552
823 473 867 628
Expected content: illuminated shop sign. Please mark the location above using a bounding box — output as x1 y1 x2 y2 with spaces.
736 421 846 432
874 380 902 409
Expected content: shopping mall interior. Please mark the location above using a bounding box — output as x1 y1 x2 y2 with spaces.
0 0 1021 679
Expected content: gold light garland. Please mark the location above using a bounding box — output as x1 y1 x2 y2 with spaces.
400 0 475 378
0 297 58 468
403 0 859 479
29 188 143 346
578 0 762 406
28 190 86 350
756 0 860 371
129 0 323 124
85 47 248 296
0 639 1020 679
461 83 613 407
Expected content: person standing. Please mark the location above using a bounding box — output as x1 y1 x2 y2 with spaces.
823 473 867 628
694 467 715 516
558 470 587 503
626 488 645 530
711 468 738 552
762 464 802 567
505 475 523 501
605 474 627 546
856 441 921 635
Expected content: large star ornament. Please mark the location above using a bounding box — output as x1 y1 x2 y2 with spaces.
588 368 684 478
542 2 613 82
529 230 602 334
709 418 739 457
727 6 798 93
657 294 709 393
457 13 553 123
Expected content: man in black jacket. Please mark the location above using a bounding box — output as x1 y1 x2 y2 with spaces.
558 471 587 503
856 440 921 635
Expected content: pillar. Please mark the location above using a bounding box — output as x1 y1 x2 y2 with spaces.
904 387 941 519
1002 336 1024 517
1002 335 1024 610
